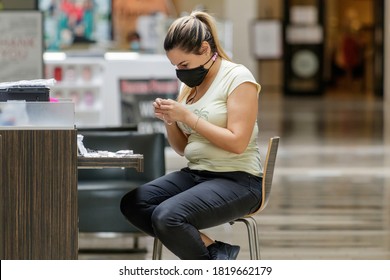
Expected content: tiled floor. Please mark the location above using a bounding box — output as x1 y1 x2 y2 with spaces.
79 89 390 260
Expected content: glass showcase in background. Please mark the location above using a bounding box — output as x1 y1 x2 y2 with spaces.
39 0 111 51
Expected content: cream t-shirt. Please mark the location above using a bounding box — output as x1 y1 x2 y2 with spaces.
177 59 263 177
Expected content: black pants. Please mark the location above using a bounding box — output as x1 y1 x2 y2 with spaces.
120 167 262 260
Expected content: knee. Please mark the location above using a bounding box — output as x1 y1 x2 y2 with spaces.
151 205 181 234
120 189 137 218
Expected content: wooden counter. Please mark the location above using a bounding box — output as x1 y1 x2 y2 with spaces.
0 129 78 260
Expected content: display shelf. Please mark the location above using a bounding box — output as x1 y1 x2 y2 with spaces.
44 52 177 128
51 82 102 89
44 55 105 127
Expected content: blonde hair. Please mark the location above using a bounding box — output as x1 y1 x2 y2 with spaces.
164 11 231 102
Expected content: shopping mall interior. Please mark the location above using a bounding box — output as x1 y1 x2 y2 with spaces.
1 0 389 260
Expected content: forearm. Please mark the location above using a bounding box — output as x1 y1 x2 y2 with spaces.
186 113 250 154
165 122 188 156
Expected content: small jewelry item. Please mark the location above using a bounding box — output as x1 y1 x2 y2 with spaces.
163 114 173 125
194 115 201 130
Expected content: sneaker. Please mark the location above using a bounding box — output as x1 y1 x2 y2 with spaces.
208 241 240 260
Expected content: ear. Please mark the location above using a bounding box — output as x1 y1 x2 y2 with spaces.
200 41 210 55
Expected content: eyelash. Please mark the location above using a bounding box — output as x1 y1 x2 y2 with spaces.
178 64 188 69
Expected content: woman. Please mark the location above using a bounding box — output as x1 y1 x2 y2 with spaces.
120 10 263 260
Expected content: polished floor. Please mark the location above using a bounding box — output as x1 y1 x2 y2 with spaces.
79 88 390 260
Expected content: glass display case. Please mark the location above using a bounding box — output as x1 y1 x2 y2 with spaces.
0 101 75 128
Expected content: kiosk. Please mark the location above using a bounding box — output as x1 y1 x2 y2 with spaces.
0 102 78 259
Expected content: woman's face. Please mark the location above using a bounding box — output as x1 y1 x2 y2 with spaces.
166 46 211 70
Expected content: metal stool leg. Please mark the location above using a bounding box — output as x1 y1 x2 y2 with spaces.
247 216 261 260
152 238 163 260
152 217 261 260
235 217 261 260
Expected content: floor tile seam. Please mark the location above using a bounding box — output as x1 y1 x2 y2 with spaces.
274 167 390 176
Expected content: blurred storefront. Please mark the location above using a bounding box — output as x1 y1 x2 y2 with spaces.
0 0 388 108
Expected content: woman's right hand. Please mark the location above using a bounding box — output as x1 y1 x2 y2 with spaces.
153 98 164 122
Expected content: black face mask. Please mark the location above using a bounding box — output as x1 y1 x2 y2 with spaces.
176 52 218 88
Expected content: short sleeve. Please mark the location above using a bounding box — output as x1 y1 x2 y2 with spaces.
227 65 261 97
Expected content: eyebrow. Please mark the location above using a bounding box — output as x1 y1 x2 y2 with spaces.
176 60 187 66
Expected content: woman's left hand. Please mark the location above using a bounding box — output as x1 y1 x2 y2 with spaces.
155 98 189 124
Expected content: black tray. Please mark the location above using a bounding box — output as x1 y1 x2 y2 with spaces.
0 86 50 102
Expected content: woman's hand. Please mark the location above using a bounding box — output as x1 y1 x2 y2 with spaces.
154 98 188 125
153 98 166 122
153 97 189 155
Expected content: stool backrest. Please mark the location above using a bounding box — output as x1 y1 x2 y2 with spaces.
253 136 280 215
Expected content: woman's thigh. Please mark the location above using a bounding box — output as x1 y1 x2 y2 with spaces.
131 168 198 206
155 172 262 230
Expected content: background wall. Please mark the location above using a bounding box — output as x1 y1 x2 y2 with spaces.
256 0 284 91
1 0 36 9
385 0 390 146
386 1 390 104
176 0 224 17
224 0 258 78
